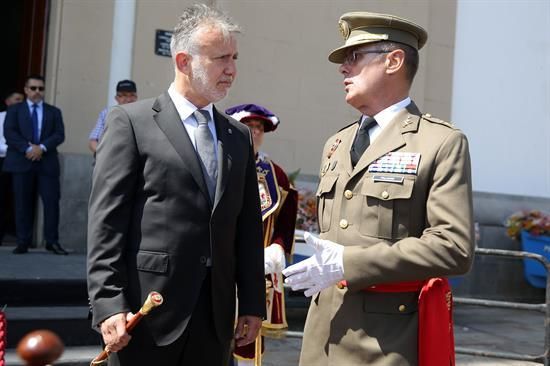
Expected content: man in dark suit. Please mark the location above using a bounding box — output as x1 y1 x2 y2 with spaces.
87 4 265 366
3 75 66 255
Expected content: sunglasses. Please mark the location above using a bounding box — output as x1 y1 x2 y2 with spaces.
343 49 389 65
28 86 45 92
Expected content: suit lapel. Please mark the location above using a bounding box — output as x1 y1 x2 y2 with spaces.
152 92 211 204
341 120 360 177
20 103 32 138
212 108 233 211
41 104 51 140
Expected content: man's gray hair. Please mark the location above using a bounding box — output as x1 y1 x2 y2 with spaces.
170 3 241 58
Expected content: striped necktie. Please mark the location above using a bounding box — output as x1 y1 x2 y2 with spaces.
31 104 40 144
193 109 217 201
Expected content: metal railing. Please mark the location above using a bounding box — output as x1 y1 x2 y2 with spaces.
454 248 549 365
286 236 550 365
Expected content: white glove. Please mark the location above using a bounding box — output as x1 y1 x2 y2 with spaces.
264 243 286 274
282 232 344 297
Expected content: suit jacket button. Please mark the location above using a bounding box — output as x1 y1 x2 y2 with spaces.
344 190 353 199
398 304 406 312
381 191 389 199
339 219 348 229
200 256 207 264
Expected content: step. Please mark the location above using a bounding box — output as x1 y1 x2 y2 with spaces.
4 306 100 348
0 278 88 307
0 247 88 307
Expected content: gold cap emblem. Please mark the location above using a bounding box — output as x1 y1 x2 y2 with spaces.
338 19 350 40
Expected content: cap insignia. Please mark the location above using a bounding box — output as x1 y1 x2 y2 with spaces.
338 20 350 40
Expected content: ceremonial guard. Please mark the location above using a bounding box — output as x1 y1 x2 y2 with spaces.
226 104 298 365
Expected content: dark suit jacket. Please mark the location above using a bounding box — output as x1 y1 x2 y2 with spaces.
2 101 65 175
87 92 265 346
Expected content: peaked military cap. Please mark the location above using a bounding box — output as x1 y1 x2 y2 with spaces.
328 11 428 64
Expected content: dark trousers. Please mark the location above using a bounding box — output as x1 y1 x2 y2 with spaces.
109 271 231 366
12 169 60 246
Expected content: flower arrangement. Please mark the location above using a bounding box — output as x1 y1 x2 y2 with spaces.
295 187 318 233
505 210 550 240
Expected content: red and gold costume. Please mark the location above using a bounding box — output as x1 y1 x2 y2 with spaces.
233 152 298 361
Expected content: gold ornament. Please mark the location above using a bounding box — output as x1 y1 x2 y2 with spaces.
339 20 350 39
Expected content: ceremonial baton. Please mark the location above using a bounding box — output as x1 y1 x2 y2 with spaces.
90 291 164 366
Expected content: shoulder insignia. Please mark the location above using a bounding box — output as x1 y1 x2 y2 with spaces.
401 113 421 128
422 113 454 128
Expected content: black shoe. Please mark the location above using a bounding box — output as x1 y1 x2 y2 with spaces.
46 242 69 255
13 245 28 254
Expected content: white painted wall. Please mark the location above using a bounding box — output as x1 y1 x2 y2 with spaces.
452 0 550 198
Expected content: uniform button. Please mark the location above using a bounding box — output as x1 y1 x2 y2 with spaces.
344 190 353 199
381 191 389 199
398 304 406 312
339 219 348 229
200 256 207 264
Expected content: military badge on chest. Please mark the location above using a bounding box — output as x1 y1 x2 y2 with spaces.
321 138 341 176
368 152 421 175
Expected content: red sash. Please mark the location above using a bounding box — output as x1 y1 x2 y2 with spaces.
339 278 455 366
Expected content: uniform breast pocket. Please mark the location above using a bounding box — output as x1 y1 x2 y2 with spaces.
359 177 414 240
315 174 339 233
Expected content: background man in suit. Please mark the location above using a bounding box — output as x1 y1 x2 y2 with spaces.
0 91 24 246
3 76 66 255
87 4 264 366
283 11 474 366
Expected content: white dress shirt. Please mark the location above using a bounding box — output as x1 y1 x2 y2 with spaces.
0 111 7 157
358 97 411 144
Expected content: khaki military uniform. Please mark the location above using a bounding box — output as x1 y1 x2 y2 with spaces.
300 102 474 366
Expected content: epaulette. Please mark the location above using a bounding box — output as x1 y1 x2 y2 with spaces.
422 113 454 128
337 120 358 133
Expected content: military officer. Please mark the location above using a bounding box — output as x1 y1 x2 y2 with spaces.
283 11 474 366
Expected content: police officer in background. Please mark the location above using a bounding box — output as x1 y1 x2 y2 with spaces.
283 11 474 366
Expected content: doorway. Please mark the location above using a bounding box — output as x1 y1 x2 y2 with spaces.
0 0 49 246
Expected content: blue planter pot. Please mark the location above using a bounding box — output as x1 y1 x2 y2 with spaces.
448 276 464 288
521 230 550 288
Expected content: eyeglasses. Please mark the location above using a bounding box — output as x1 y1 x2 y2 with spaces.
28 86 45 92
343 50 389 65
